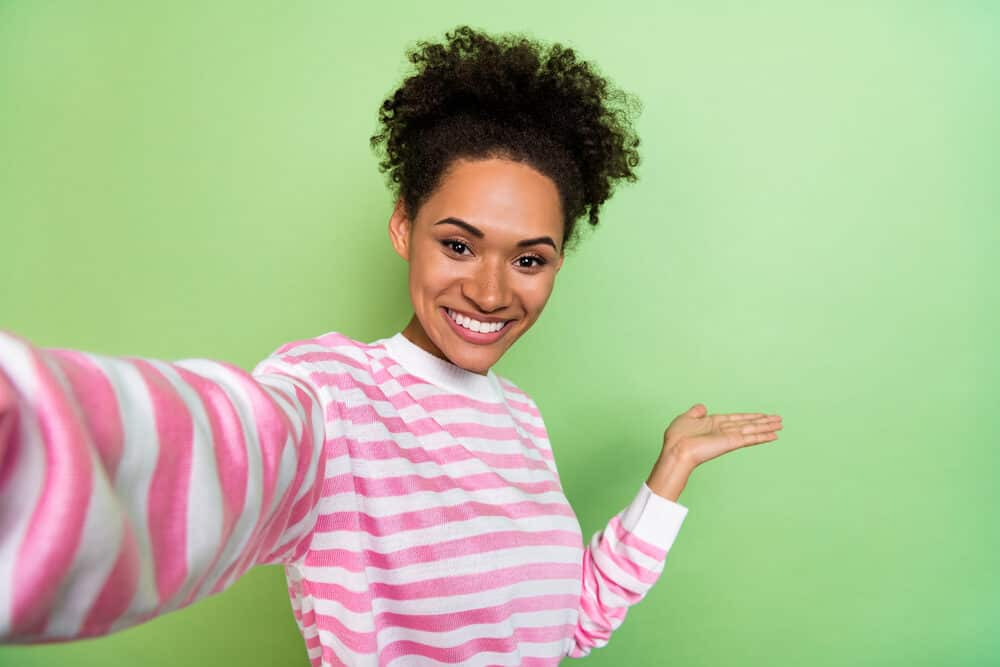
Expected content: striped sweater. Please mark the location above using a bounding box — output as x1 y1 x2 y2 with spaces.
0 329 688 665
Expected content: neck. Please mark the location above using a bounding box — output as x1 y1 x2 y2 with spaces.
400 313 489 376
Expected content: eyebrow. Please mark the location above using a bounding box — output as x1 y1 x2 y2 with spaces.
433 217 559 252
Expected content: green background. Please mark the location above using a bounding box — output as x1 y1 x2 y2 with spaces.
1 2 996 665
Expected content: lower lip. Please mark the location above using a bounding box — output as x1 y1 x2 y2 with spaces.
441 307 512 345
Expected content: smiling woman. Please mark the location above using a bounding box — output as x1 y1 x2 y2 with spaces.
0 24 781 667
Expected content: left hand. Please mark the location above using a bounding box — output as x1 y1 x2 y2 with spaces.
663 403 783 468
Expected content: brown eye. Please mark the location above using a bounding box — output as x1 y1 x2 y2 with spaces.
516 255 546 268
442 240 470 255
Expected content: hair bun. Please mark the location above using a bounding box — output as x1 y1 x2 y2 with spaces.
371 25 641 248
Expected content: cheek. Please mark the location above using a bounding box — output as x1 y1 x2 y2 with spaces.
409 247 456 297
520 275 557 314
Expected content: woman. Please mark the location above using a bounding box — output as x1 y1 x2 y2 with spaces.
0 25 783 665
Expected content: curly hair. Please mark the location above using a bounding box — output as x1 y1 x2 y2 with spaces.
370 25 641 250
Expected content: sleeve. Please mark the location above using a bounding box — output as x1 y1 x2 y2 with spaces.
0 331 328 644
567 482 689 658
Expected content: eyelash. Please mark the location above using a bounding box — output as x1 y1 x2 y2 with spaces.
441 239 547 269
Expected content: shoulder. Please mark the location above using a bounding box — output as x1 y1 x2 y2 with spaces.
494 373 545 421
252 331 386 381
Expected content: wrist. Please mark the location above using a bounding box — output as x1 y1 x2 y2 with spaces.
645 449 694 502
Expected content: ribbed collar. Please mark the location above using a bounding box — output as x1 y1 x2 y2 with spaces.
380 332 506 403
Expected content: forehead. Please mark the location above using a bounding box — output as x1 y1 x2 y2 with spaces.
416 158 564 246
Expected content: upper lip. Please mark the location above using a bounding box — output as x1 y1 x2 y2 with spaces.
444 307 513 323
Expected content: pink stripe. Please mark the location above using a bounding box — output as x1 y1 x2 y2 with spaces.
581 548 640 607
79 516 141 637
0 368 19 498
133 359 193 608
321 471 561 499
305 561 581 610
309 371 511 416
378 624 574 665
343 437 552 474
256 382 322 564
209 370 306 583
270 332 372 359
504 396 541 418
220 373 295 576
11 350 95 636
282 349 370 373
172 366 249 607
610 515 669 561
596 528 661 586
49 350 124 480
498 378 530 399
313 499 575 537
374 593 579 633
578 583 629 629
327 404 553 460
320 644 349 667
311 608 376 654
316 331 375 351
305 528 582 572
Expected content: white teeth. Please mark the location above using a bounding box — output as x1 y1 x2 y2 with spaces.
447 308 506 334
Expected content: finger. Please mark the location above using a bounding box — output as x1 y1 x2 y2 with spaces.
720 413 766 421
740 421 783 435
739 431 780 448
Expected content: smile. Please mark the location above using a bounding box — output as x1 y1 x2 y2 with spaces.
442 307 513 344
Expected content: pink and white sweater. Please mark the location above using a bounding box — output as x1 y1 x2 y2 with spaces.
0 329 688 665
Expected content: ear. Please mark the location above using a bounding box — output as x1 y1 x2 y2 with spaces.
387 198 412 261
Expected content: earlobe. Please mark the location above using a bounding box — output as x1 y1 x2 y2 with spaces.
387 199 412 261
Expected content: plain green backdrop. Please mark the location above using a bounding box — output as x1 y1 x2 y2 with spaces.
1 2 996 665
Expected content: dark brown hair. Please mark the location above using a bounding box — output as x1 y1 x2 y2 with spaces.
370 25 642 250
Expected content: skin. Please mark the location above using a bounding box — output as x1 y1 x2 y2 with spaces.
388 156 783 502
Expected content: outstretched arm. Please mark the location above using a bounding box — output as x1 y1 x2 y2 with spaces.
0 331 328 643
568 402 784 658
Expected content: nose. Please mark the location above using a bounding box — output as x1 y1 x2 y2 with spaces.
461 257 511 314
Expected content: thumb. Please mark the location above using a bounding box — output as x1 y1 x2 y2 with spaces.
688 403 707 417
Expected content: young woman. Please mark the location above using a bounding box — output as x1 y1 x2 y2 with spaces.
0 25 783 666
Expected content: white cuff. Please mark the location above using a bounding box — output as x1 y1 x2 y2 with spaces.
618 483 689 553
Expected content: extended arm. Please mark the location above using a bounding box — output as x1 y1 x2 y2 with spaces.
0 331 327 643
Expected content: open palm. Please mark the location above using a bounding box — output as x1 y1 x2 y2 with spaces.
664 403 783 467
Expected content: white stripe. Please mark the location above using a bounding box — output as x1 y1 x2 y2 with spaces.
600 519 665 575
254 373 327 563
344 486 568 517
0 334 46 637
148 360 225 612
310 576 580 619
301 543 582 588
101 358 161 633
385 641 567 667
326 383 547 430
348 454 558 486
337 423 552 463
37 355 125 637
173 359 264 599
311 511 581 553
377 609 573 657
590 543 648 596
313 625 372 667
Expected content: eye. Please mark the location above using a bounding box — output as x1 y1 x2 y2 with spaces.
516 255 547 269
441 239 471 256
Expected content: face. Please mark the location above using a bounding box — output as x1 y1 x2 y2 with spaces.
388 157 565 375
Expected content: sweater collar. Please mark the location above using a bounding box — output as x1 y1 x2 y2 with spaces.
381 332 505 403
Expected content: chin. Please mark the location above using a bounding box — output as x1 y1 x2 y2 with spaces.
441 341 499 374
